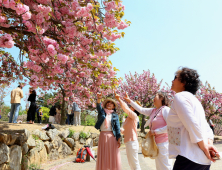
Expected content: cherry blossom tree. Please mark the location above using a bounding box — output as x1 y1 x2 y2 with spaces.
0 0 130 124
119 70 173 132
196 82 222 135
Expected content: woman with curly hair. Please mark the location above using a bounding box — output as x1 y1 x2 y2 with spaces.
95 92 121 170
167 67 219 170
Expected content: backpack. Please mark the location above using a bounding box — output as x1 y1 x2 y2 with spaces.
75 148 87 163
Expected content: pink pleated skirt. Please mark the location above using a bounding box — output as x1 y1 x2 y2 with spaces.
96 131 121 170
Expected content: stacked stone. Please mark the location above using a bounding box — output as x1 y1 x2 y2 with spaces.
0 128 100 170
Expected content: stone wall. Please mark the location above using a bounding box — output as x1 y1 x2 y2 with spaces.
0 128 99 170
0 128 147 170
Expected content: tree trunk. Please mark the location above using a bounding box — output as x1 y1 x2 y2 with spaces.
140 115 145 133
60 88 66 125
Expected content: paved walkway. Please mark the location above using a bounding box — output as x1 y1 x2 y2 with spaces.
42 144 222 170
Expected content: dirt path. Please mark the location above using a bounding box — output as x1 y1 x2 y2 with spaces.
0 121 100 134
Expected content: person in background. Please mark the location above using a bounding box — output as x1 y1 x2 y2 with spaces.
67 104 74 125
115 91 141 170
55 105 61 124
36 106 40 123
27 88 37 124
49 105 56 124
208 119 215 135
95 92 121 170
9 83 23 123
38 107 43 124
72 102 81 126
167 67 219 170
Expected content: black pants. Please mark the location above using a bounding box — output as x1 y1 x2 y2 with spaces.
27 102 36 122
67 114 74 125
173 155 210 170
37 115 42 123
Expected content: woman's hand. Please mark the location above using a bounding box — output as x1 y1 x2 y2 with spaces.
123 92 131 103
198 140 220 162
97 92 102 103
114 90 120 101
117 138 121 148
97 92 102 99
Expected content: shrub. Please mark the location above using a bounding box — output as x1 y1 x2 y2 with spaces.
68 129 75 138
41 107 50 122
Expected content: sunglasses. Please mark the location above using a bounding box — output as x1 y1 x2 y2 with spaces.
174 76 178 80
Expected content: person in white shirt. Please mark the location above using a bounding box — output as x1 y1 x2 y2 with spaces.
167 67 219 170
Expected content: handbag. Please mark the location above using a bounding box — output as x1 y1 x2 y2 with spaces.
141 107 163 159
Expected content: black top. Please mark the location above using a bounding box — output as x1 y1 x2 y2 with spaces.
28 93 36 102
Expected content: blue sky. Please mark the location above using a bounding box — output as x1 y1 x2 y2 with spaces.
3 0 222 109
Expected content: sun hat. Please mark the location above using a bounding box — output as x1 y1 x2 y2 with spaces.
103 98 117 109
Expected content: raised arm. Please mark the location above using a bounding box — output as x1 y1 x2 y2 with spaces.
123 92 153 116
96 92 103 114
130 100 153 116
114 91 137 120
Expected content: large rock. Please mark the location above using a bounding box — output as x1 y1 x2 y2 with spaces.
9 145 22 170
48 149 59 160
52 136 63 149
35 140 44 151
28 148 40 166
26 136 36 149
32 129 50 141
21 143 29 155
60 128 70 139
0 143 10 164
15 135 26 146
21 155 29 170
0 133 18 145
64 138 75 148
72 132 80 141
86 132 91 138
93 137 99 146
46 129 59 140
44 141 53 154
0 164 10 170
58 142 72 158
86 138 93 147
74 141 83 155
39 146 47 163
23 129 30 141
40 131 50 141
91 133 98 139
80 138 86 144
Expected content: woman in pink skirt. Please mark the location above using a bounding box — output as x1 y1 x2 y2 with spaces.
95 92 121 170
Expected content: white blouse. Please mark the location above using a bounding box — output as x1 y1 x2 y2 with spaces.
167 91 214 165
100 114 112 131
